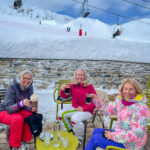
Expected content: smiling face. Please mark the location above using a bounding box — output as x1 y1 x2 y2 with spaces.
122 83 137 99
75 70 85 84
21 73 32 88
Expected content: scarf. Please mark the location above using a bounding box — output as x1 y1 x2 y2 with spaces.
118 94 143 106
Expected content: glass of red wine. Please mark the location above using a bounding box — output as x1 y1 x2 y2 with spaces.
85 94 92 104
65 87 70 94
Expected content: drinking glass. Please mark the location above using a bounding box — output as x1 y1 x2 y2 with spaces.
44 131 51 146
61 137 69 148
53 121 60 147
85 93 92 104
65 87 70 94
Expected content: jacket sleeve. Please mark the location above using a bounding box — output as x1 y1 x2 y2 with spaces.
23 86 33 112
5 85 21 114
94 98 107 115
23 106 32 112
110 104 149 144
83 84 96 112
106 100 118 115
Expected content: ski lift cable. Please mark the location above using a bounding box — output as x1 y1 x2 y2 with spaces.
116 15 120 24
80 0 90 17
83 0 89 11
120 0 150 10
137 0 150 3
83 0 87 5
72 0 150 26
22 0 26 5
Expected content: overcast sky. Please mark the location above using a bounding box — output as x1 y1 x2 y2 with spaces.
1 0 150 24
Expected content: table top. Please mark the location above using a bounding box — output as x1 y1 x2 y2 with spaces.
36 131 78 150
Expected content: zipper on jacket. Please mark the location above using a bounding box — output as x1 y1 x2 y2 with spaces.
77 83 80 105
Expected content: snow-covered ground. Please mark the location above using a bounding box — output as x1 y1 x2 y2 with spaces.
0 6 150 63
0 4 150 121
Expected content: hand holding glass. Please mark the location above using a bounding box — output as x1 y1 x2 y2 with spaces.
64 86 70 94
86 94 92 104
30 94 38 109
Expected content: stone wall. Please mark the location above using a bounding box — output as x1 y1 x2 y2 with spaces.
0 58 150 90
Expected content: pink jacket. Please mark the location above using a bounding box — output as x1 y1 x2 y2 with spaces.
60 83 96 114
96 94 150 150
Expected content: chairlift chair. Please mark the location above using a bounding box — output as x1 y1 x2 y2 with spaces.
112 24 122 38
83 11 90 18
113 24 122 34
112 15 123 38
14 0 22 9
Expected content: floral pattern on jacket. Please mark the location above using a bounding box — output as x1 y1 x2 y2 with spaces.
96 95 150 150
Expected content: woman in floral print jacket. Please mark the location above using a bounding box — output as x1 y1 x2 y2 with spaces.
85 78 150 150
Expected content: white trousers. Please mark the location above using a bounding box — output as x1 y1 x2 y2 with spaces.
58 106 92 140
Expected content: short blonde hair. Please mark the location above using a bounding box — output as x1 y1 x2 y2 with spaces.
71 68 89 86
119 78 143 94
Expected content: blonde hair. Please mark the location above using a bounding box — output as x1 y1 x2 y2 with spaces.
119 78 143 95
71 68 89 86
18 70 33 88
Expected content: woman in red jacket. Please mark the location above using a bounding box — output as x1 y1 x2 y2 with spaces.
58 68 97 144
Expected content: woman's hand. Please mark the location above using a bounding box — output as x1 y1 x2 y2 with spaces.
24 99 31 107
31 107 38 112
61 84 68 91
76 106 83 111
91 94 97 101
87 94 97 101
104 130 112 140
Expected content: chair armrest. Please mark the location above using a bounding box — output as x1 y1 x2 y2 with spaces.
53 88 58 103
106 146 127 150
109 115 117 129
109 115 117 120
92 109 99 123
61 98 72 109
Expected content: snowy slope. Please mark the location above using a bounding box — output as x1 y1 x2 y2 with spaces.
0 5 150 63
0 3 150 122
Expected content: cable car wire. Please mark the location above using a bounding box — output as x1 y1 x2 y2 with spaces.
72 0 150 26
121 0 150 10
140 0 150 3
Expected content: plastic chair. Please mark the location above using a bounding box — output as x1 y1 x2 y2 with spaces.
105 146 127 150
53 80 72 119
144 75 150 110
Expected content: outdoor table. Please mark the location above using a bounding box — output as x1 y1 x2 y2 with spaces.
36 131 79 150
